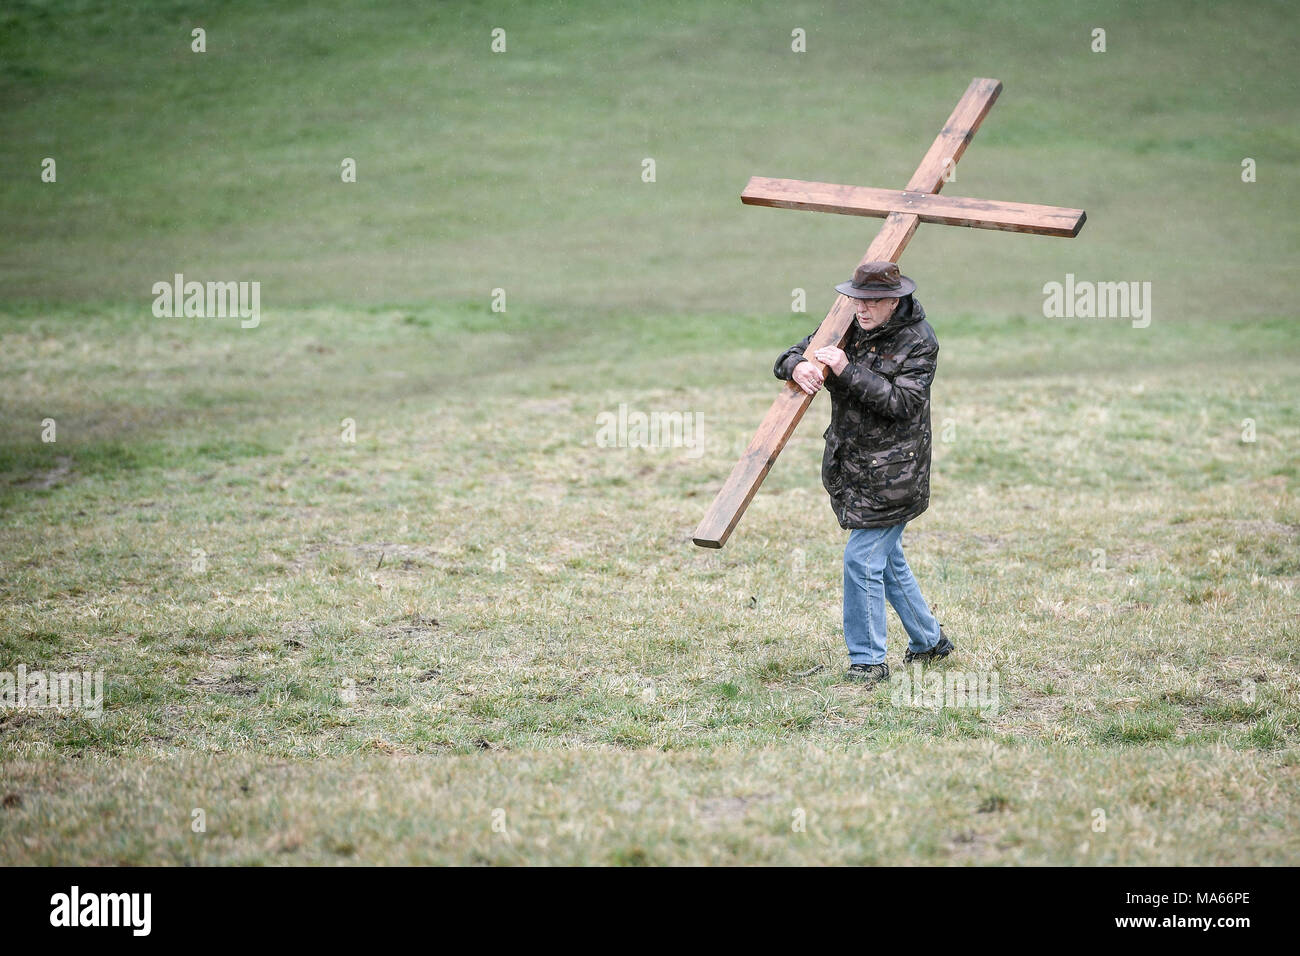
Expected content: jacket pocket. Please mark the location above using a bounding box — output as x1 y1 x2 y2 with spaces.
849 439 926 508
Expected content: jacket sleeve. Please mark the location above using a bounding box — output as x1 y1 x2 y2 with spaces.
773 331 816 381
835 339 938 420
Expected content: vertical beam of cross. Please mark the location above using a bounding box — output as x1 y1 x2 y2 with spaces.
692 77 1084 549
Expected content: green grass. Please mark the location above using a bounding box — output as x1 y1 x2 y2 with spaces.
4 744 1295 865
1 301 1296 863
1 0 1298 864
2 0 1298 315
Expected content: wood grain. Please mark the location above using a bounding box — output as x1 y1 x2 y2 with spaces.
741 177 1086 237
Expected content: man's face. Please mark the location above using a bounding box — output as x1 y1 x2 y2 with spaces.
853 296 898 330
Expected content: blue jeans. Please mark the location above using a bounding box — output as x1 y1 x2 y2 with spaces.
843 522 941 665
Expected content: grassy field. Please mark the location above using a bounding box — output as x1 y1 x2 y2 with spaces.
1 0 1298 864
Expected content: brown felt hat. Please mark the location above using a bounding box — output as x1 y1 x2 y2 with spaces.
835 260 916 299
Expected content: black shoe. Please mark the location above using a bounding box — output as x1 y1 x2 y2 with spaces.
844 662 890 686
904 627 955 664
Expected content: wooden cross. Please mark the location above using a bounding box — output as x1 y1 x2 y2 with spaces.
692 77 1086 549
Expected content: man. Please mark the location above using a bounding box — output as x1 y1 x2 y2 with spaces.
774 261 954 686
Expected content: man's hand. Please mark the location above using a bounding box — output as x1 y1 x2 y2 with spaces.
791 360 825 395
814 346 848 375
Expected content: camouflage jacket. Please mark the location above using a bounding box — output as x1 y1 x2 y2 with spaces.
773 295 938 529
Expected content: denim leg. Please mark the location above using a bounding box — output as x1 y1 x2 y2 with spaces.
843 524 905 664
882 527 942 653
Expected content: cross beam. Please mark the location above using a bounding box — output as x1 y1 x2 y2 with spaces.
741 177 1085 238
692 77 1086 549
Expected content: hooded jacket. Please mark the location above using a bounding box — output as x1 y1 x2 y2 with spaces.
773 295 938 529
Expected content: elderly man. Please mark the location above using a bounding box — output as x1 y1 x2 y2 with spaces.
774 261 954 686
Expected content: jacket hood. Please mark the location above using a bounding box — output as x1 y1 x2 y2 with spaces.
847 294 926 347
